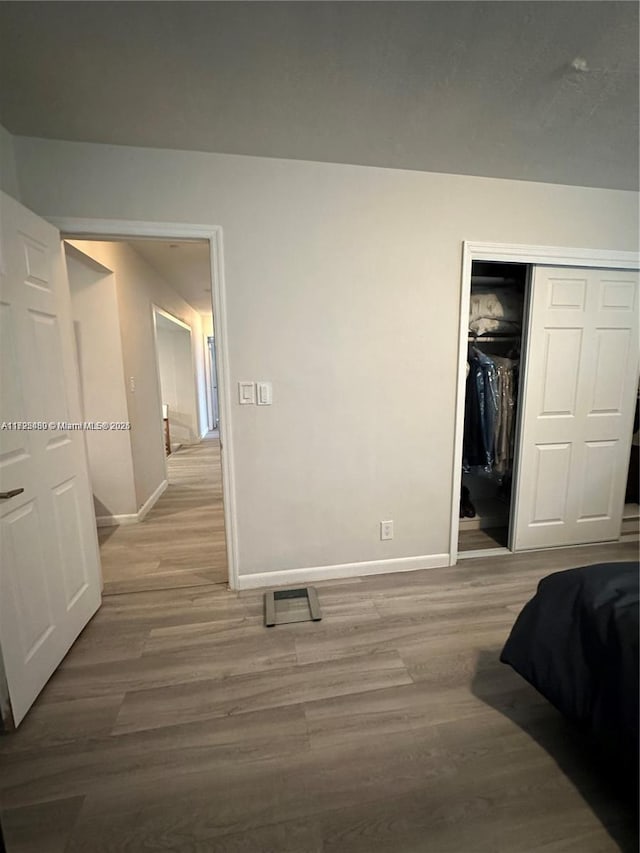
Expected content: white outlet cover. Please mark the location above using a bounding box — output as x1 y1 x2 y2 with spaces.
380 520 394 540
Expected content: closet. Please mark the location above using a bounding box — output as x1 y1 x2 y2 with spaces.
457 259 639 556
458 261 528 552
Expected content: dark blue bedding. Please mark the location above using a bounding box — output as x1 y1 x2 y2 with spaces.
500 561 639 775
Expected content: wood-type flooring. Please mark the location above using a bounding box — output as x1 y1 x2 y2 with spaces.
97 435 227 595
1 541 638 852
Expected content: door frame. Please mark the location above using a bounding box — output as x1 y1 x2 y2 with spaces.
49 218 240 591
450 241 639 565
207 335 220 432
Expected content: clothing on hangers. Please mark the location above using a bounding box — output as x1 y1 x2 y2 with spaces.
463 348 519 477
491 355 519 476
463 347 498 471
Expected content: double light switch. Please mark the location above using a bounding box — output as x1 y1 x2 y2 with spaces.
238 381 272 405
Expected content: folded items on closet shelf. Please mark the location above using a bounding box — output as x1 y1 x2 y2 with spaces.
469 287 523 337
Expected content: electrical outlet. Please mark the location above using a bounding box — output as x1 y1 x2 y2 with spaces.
380 520 394 540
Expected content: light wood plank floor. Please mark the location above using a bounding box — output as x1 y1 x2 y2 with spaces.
97 435 227 595
1 541 638 851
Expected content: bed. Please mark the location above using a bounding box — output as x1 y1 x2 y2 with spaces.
500 561 639 778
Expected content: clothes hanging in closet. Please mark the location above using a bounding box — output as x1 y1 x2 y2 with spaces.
491 355 519 476
463 347 519 476
463 347 498 471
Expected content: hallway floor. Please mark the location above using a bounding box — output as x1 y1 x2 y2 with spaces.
97 435 227 595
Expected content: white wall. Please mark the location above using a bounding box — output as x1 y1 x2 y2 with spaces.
0 124 20 199
66 245 137 520
65 239 207 510
155 314 199 447
12 133 640 581
202 314 214 337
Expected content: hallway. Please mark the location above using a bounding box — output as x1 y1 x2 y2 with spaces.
97 435 227 595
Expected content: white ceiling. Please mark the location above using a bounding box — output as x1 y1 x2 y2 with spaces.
127 240 213 316
0 2 637 190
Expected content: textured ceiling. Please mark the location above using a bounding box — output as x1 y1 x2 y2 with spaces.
0 1 637 189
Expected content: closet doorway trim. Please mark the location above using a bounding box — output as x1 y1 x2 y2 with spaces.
450 241 640 565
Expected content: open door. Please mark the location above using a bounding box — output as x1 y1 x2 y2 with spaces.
512 265 639 550
0 192 102 726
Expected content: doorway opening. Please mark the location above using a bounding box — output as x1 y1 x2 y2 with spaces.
154 307 197 454
64 236 229 594
458 261 530 555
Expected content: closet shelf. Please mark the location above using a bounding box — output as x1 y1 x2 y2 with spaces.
468 334 520 343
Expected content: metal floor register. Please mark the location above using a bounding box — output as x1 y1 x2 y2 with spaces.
264 586 322 627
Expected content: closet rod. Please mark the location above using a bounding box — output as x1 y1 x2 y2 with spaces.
468 334 520 342
470 276 519 286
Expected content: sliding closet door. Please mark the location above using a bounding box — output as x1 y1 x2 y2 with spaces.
512 266 639 551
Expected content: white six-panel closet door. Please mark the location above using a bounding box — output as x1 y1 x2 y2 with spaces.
511 265 639 551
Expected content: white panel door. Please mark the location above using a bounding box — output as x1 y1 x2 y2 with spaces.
0 192 102 726
512 265 639 551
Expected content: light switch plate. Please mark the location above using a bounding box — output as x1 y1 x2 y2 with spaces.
238 381 255 405
256 381 272 405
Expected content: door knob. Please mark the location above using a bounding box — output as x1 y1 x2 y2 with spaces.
0 488 24 499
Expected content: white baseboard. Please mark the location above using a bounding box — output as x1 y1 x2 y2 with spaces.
237 553 450 590
95 513 138 528
137 479 168 522
95 478 168 527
